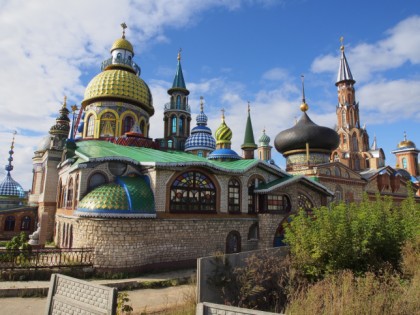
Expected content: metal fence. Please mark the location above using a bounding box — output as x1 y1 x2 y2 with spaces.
0 248 94 270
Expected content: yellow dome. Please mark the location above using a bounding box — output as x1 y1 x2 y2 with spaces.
82 69 154 115
111 38 134 55
398 140 415 148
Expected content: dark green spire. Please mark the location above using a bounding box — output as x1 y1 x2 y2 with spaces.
172 49 186 89
241 103 257 150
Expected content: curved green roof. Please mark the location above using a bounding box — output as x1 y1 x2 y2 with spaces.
75 176 155 218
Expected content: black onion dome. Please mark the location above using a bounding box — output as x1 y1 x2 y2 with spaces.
274 112 339 154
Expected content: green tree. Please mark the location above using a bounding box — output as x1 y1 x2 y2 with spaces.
284 193 420 280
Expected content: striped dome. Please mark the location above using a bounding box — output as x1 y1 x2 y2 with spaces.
215 120 232 144
75 176 155 218
185 126 216 152
258 130 271 146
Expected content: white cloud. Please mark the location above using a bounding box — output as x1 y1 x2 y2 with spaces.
261 67 289 81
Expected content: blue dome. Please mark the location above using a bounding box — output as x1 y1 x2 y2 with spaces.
185 105 216 153
0 173 25 198
207 148 241 161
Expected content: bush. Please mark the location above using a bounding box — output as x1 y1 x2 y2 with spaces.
284 193 420 279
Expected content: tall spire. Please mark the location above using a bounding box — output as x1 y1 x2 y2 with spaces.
336 37 355 85
300 75 309 112
241 102 257 159
5 131 17 176
370 134 378 150
172 48 186 89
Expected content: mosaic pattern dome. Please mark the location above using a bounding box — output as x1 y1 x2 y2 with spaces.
275 112 339 154
76 176 155 218
215 120 232 144
111 38 134 55
82 69 154 115
185 106 216 152
258 129 271 146
0 174 25 198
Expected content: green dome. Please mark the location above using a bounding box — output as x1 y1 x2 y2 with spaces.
258 129 271 146
75 176 155 218
82 69 154 115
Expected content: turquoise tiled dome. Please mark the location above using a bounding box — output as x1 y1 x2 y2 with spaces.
75 176 155 218
0 174 25 198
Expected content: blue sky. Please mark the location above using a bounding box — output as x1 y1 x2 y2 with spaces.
0 0 419 189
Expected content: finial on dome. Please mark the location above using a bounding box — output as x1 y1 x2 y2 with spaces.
121 22 127 39
340 36 345 51
62 95 67 108
403 131 407 141
200 96 204 112
5 131 17 175
300 75 309 112
221 108 225 122
177 48 182 61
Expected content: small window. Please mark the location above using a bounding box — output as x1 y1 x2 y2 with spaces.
117 53 122 59
197 151 203 157
402 158 407 169
20 216 31 231
123 116 135 134
266 195 291 213
67 178 74 209
4 216 15 231
226 231 241 254
86 115 95 137
171 116 177 134
228 179 240 213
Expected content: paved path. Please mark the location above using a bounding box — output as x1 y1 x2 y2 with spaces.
0 284 195 315
0 269 196 314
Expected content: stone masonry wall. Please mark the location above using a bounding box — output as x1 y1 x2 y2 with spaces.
57 216 258 270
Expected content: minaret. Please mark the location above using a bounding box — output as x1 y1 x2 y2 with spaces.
392 132 419 177
331 38 377 171
241 102 257 159
49 96 70 149
163 49 191 150
257 128 272 161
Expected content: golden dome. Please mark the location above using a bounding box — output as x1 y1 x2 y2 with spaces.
82 69 154 115
398 140 416 148
111 38 134 55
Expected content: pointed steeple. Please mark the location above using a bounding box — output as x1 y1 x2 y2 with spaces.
370 135 378 150
336 37 355 85
241 102 257 159
172 48 186 89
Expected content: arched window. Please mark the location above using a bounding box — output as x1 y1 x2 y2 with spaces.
116 52 122 60
57 180 63 208
40 166 46 193
228 179 240 213
248 177 264 214
100 112 116 137
20 216 31 231
334 166 341 177
170 171 216 213
341 110 346 126
4 216 15 231
333 153 339 162
335 185 343 202
179 116 185 135
171 116 177 134
197 151 203 157
140 120 146 135
402 158 407 169
226 231 241 254
74 175 79 208
248 223 259 240
298 193 314 215
86 115 95 137
266 194 291 213
167 140 173 149
176 96 181 109
355 156 360 171
67 178 74 209
352 134 358 151
122 116 135 134
88 173 107 191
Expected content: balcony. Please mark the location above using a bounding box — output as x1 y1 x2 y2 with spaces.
164 102 191 113
101 57 141 76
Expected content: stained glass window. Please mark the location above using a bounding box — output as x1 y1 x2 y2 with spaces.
170 171 216 213
298 193 314 215
100 112 116 137
266 194 291 213
123 115 135 134
86 115 95 137
228 179 240 213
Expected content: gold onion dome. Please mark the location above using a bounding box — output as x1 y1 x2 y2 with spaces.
215 110 232 143
110 38 134 55
82 69 154 115
397 132 416 148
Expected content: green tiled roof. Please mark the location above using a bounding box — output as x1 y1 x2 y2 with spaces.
74 140 282 174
